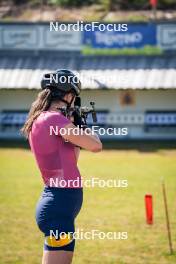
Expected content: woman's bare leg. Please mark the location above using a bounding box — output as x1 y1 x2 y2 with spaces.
42 250 73 264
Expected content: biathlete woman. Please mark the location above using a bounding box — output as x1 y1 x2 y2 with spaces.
21 69 102 264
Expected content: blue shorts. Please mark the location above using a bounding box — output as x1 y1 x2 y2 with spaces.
35 186 83 252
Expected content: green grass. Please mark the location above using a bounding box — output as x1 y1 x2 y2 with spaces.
0 148 176 264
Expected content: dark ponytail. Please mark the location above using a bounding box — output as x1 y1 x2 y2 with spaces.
21 89 52 138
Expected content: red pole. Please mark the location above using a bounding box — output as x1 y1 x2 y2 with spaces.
150 0 157 7
145 194 153 225
150 0 158 20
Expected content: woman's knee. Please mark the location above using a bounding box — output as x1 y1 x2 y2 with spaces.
42 250 73 264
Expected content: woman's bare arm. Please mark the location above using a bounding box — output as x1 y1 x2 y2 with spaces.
74 147 80 162
61 123 102 152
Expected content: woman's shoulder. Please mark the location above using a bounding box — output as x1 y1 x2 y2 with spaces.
41 111 70 126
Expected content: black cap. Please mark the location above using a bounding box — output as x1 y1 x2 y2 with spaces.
41 69 81 96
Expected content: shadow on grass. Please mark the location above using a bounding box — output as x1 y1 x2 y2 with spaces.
0 139 30 149
1 139 176 152
103 139 176 152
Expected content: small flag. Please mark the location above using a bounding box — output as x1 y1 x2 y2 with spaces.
145 194 153 225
